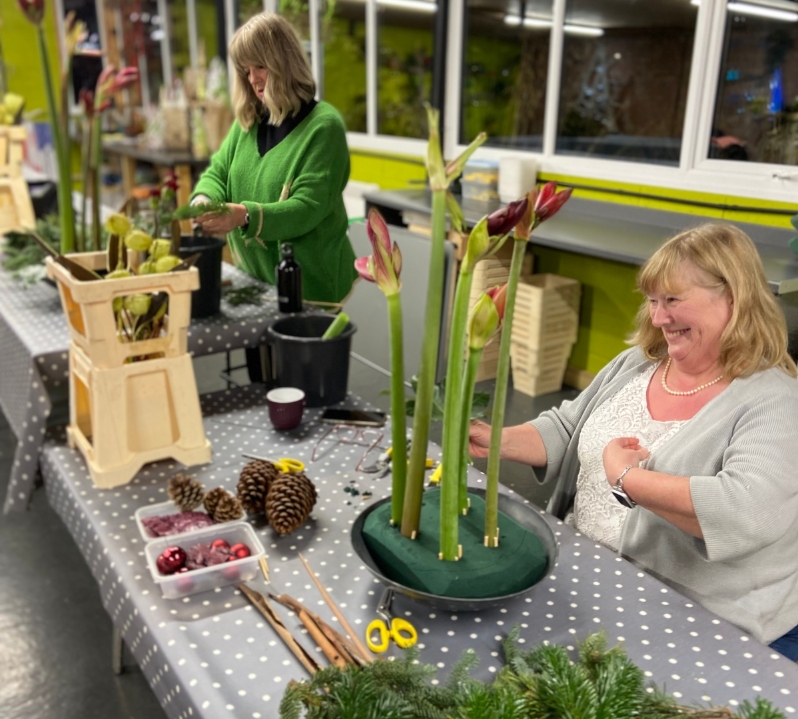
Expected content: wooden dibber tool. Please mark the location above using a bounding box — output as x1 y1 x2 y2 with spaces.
298 552 374 663
238 584 321 676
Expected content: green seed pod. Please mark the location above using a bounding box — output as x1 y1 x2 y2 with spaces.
112 297 123 313
107 268 133 280
150 239 172 260
104 213 132 237
154 255 182 273
138 260 156 275
123 293 152 317
124 230 154 253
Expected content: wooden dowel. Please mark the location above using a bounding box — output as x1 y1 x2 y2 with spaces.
298 552 374 663
238 584 321 676
269 594 347 668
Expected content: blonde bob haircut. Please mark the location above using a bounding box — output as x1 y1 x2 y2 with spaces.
631 223 797 380
229 13 316 130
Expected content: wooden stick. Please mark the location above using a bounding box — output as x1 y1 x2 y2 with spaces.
298 553 374 663
238 584 321 676
270 593 364 667
259 556 270 583
269 594 347 668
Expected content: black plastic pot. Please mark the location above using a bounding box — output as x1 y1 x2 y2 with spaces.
351 488 558 612
267 314 356 407
178 234 226 318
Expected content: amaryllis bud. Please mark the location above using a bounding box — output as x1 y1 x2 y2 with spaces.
150 239 171 260
485 283 508 325
17 0 45 25
155 255 182 273
95 65 116 95
444 132 487 185
108 66 139 93
514 189 536 240
487 197 528 237
360 208 401 296
462 217 490 272
79 89 95 118
104 213 131 237
468 292 500 350
124 230 153 252
149 187 162 199
354 256 375 283
534 182 573 224
123 293 151 317
64 12 87 58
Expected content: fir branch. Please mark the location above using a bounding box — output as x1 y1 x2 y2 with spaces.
169 200 231 221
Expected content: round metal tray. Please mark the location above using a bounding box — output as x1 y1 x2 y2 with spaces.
351 488 558 612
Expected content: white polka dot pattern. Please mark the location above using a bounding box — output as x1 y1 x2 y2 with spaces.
40 385 798 718
1 263 277 514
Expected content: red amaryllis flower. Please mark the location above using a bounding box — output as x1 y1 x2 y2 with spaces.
107 66 139 93
149 187 162 199
162 173 179 191
487 197 528 237
17 0 44 25
485 283 508 325
354 209 402 296
533 181 573 223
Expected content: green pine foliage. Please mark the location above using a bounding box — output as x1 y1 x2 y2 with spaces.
278 630 786 719
169 200 231 221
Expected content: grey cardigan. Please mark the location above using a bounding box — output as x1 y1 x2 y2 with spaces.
529 347 798 644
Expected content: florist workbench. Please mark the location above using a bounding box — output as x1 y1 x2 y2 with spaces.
40 384 798 719
0 262 277 514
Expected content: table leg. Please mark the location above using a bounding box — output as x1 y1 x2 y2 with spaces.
175 163 193 235
112 625 124 675
120 156 136 202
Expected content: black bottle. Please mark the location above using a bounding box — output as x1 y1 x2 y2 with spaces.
277 242 302 313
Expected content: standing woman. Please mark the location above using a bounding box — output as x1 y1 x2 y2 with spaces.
192 13 358 305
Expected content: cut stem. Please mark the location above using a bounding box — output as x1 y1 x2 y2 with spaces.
440 346 482 560
387 292 407 525
401 188 447 538
484 237 526 545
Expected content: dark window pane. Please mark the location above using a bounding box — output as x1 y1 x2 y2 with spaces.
556 0 697 165
461 0 551 150
377 0 436 138
711 0 798 165
323 1 367 133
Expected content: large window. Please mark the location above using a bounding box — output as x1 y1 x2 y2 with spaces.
555 0 698 165
323 0 367 133
377 0 436 138
460 0 550 150
710 0 798 165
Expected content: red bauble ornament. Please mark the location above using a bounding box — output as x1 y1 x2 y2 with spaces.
176 566 190 573
156 546 187 575
211 538 230 550
230 542 251 559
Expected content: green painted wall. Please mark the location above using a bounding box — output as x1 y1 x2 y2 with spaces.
1 0 61 113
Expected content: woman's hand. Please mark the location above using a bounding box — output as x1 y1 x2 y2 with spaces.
468 420 493 459
195 203 248 235
603 437 650 486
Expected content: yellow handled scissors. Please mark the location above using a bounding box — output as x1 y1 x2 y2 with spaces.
242 453 305 474
366 588 417 653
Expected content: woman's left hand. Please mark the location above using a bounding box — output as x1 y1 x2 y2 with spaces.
603 437 650 486
195 203 248 235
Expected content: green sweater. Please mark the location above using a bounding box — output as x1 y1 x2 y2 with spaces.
192 101 357 303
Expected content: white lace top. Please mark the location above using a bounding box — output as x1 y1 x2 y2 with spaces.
571 363 688 551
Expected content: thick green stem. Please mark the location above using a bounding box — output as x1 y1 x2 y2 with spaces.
440 346 482 559
37 26 74 253
440 267 474 528
484 238 527 546
387 292 407 526
79 119 92 253
90 113 103 251
401 189 447 538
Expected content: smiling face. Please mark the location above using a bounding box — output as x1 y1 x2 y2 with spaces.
246 65 269 100
647 263 733 368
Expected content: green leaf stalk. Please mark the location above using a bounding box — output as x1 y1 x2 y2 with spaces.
387 293 407 525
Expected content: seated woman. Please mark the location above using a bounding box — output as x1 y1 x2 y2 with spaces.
469 223 798 659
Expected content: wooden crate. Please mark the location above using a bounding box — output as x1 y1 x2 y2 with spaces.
68 341 211 488
0 126 35 234
510 340 573 375
512 365 569 397
511 274 581 348
46 253 199 370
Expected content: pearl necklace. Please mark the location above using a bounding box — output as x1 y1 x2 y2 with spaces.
661 358 724 396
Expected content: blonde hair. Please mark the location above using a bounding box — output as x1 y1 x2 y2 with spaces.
631 223 796 379
229 13 316 129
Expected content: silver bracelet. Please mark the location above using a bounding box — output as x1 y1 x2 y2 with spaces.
613 464 633 489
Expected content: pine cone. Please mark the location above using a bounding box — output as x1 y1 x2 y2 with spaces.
203 486 228 517
167 473 206 511
210 491 244 524
265 473 317 535
237 460 279 514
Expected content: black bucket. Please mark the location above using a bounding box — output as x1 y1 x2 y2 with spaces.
267 314 356 407
179 234 226 318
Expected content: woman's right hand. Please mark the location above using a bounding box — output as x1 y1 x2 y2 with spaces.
468 420 493 458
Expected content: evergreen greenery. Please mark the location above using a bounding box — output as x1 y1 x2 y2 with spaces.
169 200 232 222
278 630 785 719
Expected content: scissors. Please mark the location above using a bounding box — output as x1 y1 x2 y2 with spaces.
242 453 305 474
365 588 417 653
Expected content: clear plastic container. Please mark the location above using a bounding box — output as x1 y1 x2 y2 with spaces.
144 522 265 599
134 500 214 542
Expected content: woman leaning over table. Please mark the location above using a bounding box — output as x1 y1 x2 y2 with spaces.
469 223 798 659
191 12 357 305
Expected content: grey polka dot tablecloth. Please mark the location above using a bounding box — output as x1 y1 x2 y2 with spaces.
0 262 280 513
40 385 798 719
